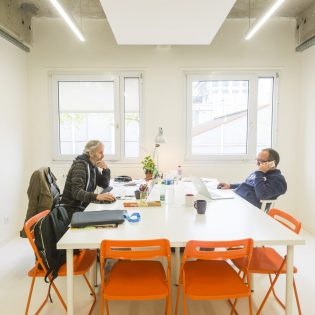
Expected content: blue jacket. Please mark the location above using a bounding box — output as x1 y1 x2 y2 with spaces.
230 169 287 208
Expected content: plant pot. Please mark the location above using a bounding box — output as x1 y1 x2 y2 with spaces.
145 171 153 181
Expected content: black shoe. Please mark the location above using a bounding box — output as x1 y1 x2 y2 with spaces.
20 229 26 238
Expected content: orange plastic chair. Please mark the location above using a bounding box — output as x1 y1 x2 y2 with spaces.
233 208 302 315
175 239 254 315
24 210 96 315
99 239 171 315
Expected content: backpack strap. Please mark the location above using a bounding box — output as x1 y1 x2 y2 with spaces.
46 168 59 191
45 167 61 207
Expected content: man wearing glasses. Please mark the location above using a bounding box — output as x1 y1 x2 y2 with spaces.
217 148 287 208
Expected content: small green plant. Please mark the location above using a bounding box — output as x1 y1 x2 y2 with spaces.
141 155 156 173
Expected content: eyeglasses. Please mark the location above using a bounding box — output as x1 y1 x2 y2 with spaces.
256 159 270 165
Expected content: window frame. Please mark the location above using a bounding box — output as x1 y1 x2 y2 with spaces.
51 72 143 162
119 74 144 162
185 71 278 162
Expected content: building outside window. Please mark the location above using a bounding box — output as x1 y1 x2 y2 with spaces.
186 72 277 160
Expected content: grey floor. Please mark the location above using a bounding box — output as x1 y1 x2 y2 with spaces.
0 230 314 315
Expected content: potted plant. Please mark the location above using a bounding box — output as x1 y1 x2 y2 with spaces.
141 155 157 180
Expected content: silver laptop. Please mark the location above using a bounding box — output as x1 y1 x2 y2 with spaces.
191 176 235 200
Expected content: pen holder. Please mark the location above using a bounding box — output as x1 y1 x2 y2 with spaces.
140 191 148 200
134 190 140 200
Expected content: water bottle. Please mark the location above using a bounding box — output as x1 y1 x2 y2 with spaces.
165 180 175 205
177 165 182 181
160 181 166 202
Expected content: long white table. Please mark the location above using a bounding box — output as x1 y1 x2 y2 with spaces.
58 182 305 315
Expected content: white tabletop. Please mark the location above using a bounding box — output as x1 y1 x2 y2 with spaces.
58 181 305 315
58 182 304 249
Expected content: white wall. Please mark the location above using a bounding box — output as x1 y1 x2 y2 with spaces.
24 17 302 228
297 44 315 233
0 36 28 245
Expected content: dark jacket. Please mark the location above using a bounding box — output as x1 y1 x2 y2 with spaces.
231 169 287 208
61 154 110 217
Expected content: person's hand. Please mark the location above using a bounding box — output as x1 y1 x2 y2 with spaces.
96 192 116 202
139 184 148 192
96 160 107 170
258 162 273 173
217 182 231 189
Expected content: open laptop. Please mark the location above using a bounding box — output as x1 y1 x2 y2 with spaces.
191 176 235 200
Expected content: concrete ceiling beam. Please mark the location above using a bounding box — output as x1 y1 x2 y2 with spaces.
0 0 33 49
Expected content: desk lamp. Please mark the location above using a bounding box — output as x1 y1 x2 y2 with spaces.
153 127 166 175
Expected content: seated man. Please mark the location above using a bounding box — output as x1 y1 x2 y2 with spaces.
61 140 116 219
217 148 287 208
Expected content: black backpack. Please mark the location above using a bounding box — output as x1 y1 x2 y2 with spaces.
34 205 70 282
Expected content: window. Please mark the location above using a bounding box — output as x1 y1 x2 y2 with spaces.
186 73 277 160
52 73 142 161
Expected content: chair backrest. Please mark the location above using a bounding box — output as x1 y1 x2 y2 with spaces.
183 239 253 262
268 208 301 234
24 210 50 272
100 239 171 285
181 239 253 291
100 239 171 261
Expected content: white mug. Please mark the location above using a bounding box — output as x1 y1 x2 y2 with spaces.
185 193 195 207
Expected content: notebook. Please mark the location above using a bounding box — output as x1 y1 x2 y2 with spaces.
71 210 125 228
191 176 235 200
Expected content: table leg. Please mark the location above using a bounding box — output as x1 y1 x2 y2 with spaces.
175 247 180 284
250 273 255 291
66 249 74 315
89 256 97 288
285 245 294 315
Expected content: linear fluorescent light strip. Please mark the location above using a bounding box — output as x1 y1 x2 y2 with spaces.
49 0 85 42
245 0 285 40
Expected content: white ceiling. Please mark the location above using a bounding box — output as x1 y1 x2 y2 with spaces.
99 0 236 45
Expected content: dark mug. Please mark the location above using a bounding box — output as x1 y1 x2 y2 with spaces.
194 199 207 214
134 190 140 200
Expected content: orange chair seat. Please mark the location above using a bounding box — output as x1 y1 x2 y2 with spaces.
233 247 298 274
103 260 168 299
28 250 97 277
184 260 250 300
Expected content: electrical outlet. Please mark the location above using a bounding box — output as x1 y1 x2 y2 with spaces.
3 216 9 225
